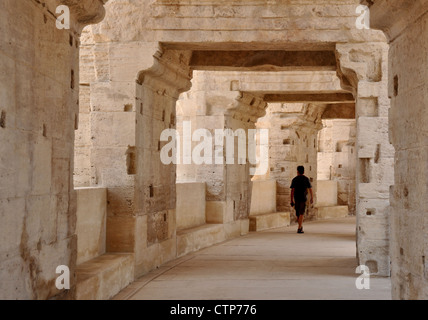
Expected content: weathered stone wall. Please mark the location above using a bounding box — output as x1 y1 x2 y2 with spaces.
77 0 392 283
0 0 104 300
74 27 96 188
365 0 428 299
389 11 428 299
318 119 356 214
2 0 406 300
336 41 392 276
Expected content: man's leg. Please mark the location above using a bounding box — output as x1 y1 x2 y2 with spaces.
297 202 306 232
298 213 304 229
295 202 300 230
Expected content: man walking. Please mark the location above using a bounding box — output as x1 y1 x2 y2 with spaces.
290 166 313 234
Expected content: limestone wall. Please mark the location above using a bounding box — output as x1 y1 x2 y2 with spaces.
76 0 393 285
0 0 104 300
76 188 107 265
317 119 356 214
74 27 96 188
1 0 404 301
367 0 428 299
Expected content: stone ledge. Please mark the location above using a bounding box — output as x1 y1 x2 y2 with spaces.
249 212 291 232
177 224 225 257
76 253 134 300
316 206 349 220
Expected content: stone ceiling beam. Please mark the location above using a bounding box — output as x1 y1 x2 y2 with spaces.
321 103 356 119
229 71 345 94
189 50 337 72
262 93 355 104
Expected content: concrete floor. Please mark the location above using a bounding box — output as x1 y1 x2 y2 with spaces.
113 217 392 300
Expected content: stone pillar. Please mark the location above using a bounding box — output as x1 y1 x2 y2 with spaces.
256 103 323 223
134 49 192 276
364 0 428 299
78 33 192 277
177 86 267 228
336 42 393 276
0 0 105 299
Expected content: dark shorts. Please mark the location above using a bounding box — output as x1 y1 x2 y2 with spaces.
295 201 306 217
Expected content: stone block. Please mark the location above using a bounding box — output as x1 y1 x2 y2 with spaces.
316 206 349 220
206 201 226 224
240 219 250 235
31 135 52 196
76 253 134 300
224 220 241 240
91 112 136 147
249 212 290 232
0 198 26 257
316 180 338 207
249 179 276 215
176 224 225 257
76 187 107 265
106 216 135 253
176 182 206 230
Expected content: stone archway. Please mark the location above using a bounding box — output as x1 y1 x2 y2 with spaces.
1 0 401 300
73 2 393 297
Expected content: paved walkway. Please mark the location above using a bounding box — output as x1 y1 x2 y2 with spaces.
114 217 391 300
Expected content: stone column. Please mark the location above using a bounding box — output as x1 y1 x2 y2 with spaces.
336 41 393 277
257 103 323 223
79 33 192 277
135 49 192 275
364 0 428 299
0 0 105 299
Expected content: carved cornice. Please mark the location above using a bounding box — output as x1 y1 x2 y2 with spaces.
138 48 193 98
361 0 428 42
30 0 106 33
230 92 268 122
62 0 106 26
335 42 387 97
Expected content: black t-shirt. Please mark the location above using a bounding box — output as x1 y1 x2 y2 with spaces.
290 175 312 202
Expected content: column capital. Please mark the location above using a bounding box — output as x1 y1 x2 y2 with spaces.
138 48 193 98
335 42 388 96
268 103 325 132
57 0 106 32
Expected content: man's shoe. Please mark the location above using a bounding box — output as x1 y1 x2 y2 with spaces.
297 228 304 234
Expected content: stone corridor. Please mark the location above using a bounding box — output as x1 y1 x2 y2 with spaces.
113 217 391 300
1 0 428 301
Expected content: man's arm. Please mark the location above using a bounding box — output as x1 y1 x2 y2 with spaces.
309 188 314 204
290 188 295 207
